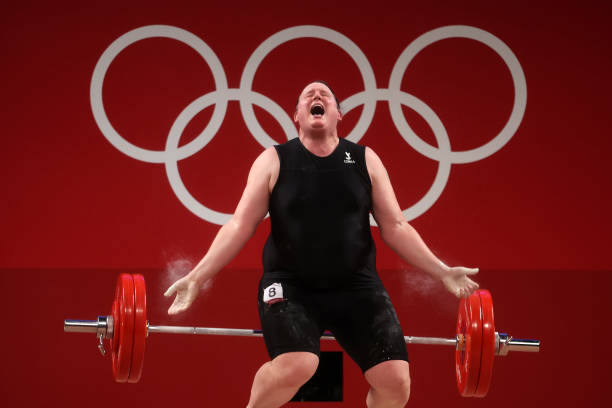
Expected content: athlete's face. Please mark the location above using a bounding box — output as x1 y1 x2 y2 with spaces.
294 82 342 133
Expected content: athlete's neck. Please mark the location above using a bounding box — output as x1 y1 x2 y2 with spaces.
298 131 339 157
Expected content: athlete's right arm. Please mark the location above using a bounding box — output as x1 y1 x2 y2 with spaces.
165 147 279 315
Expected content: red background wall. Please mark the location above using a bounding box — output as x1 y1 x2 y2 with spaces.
2 0 611 406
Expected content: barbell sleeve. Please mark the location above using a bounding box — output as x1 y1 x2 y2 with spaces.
65 317 113 338
64 319 100 333
496 333 540 355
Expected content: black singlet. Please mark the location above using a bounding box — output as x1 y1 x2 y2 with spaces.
262 137 379 289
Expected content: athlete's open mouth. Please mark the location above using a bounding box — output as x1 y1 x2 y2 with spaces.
310 104 325 116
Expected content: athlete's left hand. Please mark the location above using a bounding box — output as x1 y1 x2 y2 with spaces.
441 267 480 298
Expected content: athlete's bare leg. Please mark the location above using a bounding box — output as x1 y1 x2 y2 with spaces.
365 360 411 408
246 352 319 408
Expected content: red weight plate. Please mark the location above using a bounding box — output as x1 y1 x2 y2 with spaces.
110 300 119 357
465 292 483 396
111 280 121 380
128 274 147 383
474 290 495 397
455 291 483 397
110 282 120 361
111 274 135 383
455 297 470 395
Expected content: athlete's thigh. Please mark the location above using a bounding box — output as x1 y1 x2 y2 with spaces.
328 287 409 372
258 278 323 359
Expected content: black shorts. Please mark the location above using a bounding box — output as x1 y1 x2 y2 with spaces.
257 277 409 372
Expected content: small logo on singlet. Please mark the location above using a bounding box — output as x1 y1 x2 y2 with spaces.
344 152 355 164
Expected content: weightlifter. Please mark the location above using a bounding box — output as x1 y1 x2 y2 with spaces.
165 81 479 408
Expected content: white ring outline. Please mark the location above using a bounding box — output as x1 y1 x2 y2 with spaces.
165 89 296 224
388 25 527 164
90 24 526 225
90 25 228 163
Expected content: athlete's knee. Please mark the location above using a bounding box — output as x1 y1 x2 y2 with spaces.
366 361 411 404
272 352 319 388
386 370 411 403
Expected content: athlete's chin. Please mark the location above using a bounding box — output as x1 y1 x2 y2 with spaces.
306 120 330 131
304 126 331 137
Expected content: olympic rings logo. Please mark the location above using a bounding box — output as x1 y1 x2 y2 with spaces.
90 25 526 226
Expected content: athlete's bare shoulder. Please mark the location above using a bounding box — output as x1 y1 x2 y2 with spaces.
250 146 280 193
364 146 386 182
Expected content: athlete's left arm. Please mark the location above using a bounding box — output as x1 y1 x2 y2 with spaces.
366 147 479 298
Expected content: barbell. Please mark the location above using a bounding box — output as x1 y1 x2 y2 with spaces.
64 273 540 397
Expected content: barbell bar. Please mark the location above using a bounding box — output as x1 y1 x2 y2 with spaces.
64 273 540 397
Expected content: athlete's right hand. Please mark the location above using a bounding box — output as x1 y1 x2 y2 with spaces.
165 276 200 315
